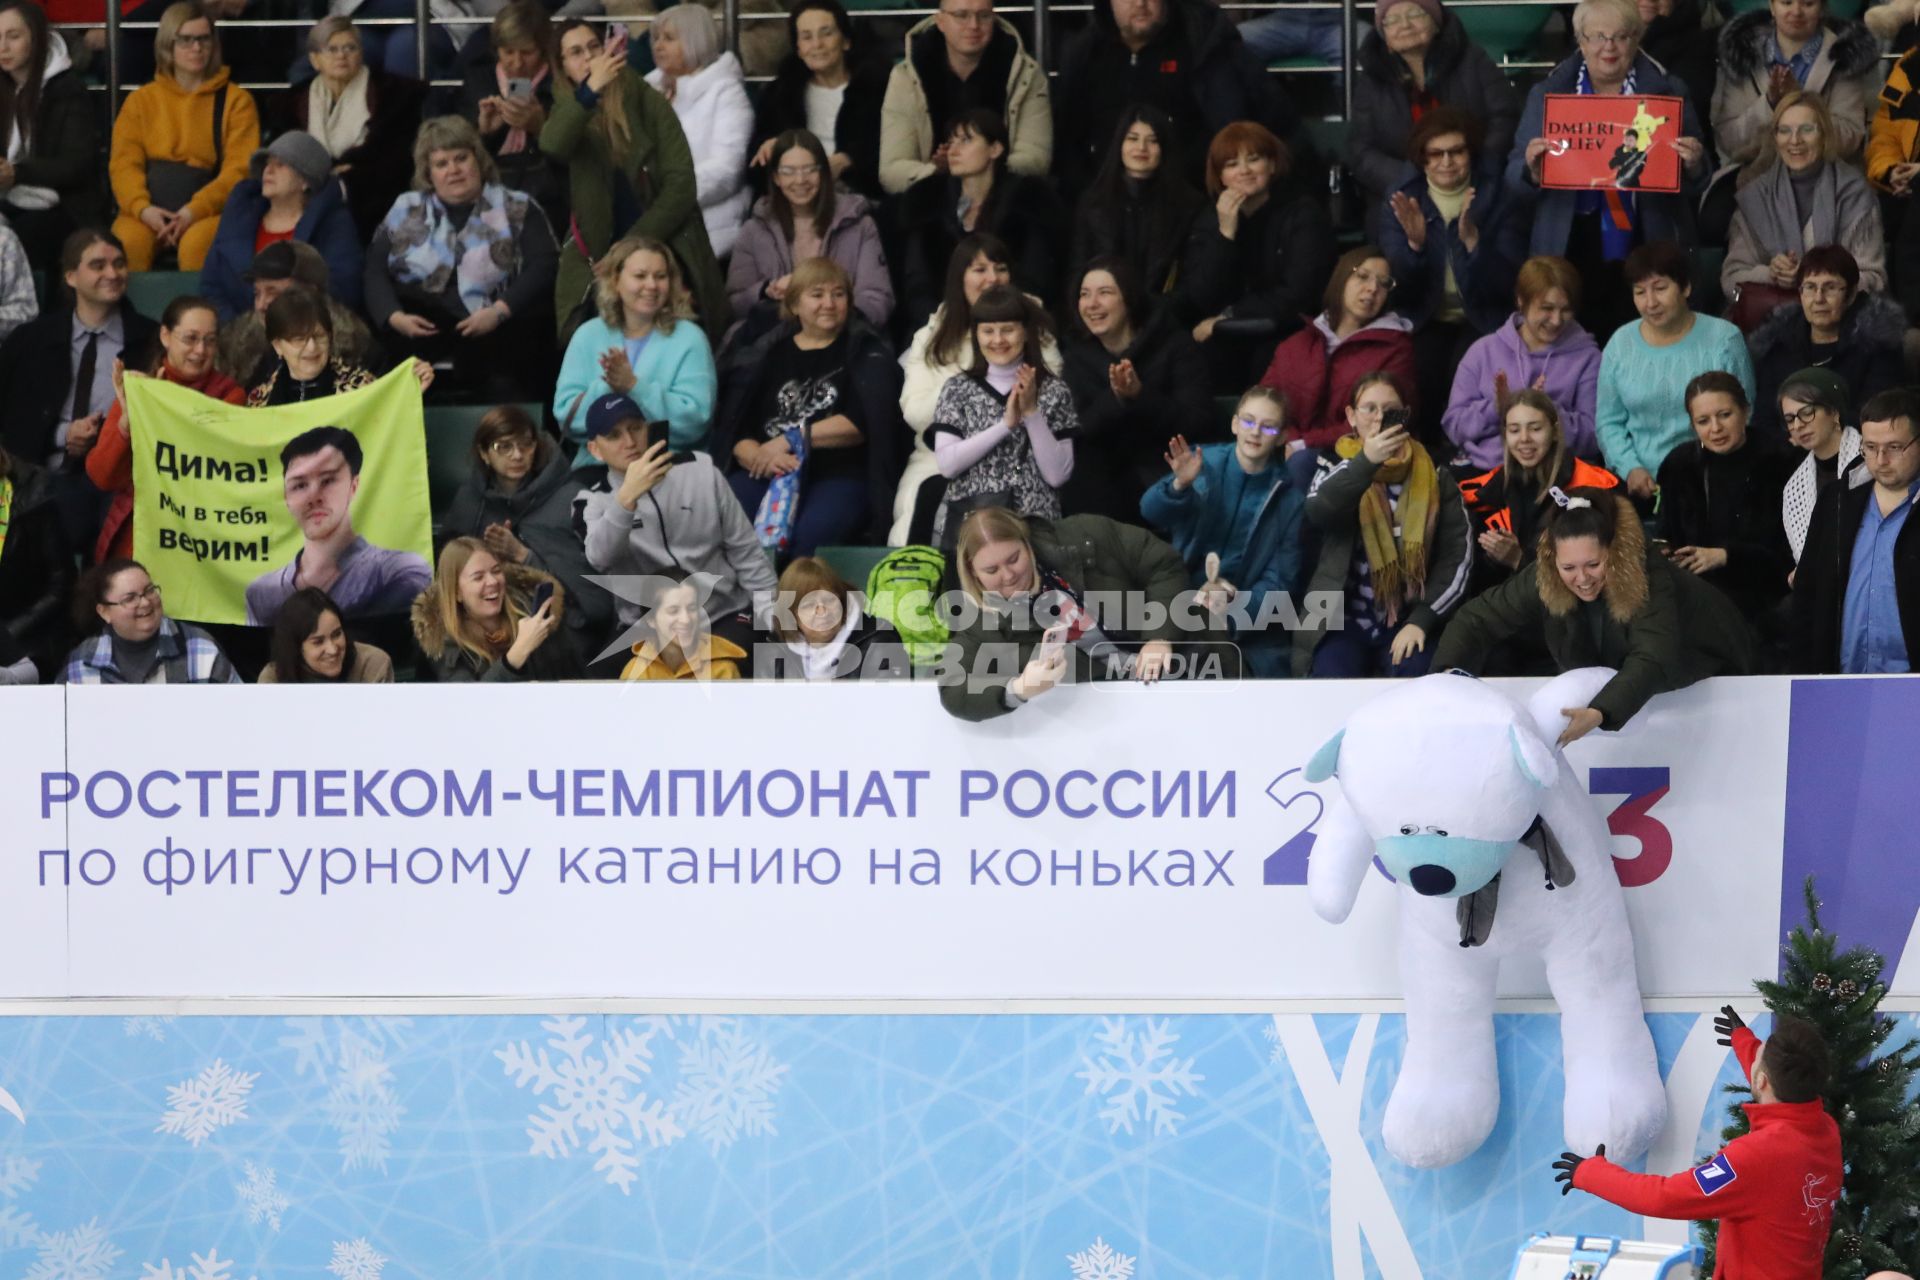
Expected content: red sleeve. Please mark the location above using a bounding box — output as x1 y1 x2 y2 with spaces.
84 402 131 494
1732 1026 1762 1083
1572 1139 1766 1222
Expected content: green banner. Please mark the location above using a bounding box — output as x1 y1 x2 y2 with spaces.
127 365 433 626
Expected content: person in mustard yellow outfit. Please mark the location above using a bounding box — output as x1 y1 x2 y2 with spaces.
108 1 259 271
620 571 747 680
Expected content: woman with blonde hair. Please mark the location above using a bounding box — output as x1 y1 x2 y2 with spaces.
554 234 718 455
1457 387 1618 586
108 0 260 271
411 535 582 681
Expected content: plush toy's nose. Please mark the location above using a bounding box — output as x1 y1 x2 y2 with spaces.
1409 864 1457 896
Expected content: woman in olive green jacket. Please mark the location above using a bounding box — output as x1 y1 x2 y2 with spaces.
541 20 728 343
1431 488 1756 743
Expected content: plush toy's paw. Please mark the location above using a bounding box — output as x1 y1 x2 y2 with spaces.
1383 1060 1500 1168
1562 1044 1667 1165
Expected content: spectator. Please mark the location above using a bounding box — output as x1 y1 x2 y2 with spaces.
86 295 246 564
1747 245 1904 443
1433 487 1756 739
1792 386 1920 671
1723 93 1886 330
1238 0 1344 73
1458 389 1619 586
1059 257 1210 523
1052 0 1294 192
1379 107 1525 425
899 109 1063 334
273 18 426 243
215 241 378 387
1068 105 1206 297
248 287 380 406
940 505 1193 719
366 115 559 402
1595 241 1754 504
544 19 727 343
1778 366 1861 562
441 404 612 646
1867 33 1920 318
555 235 718 454
571 392 777 659
331 0 460 80
928 284 1076 547
1657 371 1798 623
1260 245 1418 458
1445 255 1603 469
877 0 1051 194
257 585 394 682
108 1 261 272
1295 371 1473 677
646 6 753 258
1507 0 1707 335
199 130 364 324
58 558 242 684
1639 0 1719 159
0 442 75 683
748 0 889 199
0 0 105 265
460 1 565 228
890 232 1061 545
1178 120 1336 383
712 257 903 554
412 536 583 681
760 555 885 679
1347 0 1517 235
725 128 893 345
0 230 156 553
1139 385 1306 676
1713 0 1877 182
617 568 746 680
0 221 35 344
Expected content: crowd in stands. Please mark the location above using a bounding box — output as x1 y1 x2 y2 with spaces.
4 0 1920 721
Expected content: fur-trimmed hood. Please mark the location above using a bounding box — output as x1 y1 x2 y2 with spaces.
1718 10 1881 82
410 560 566 662
1534 495 1648 622
1749 289 1908 367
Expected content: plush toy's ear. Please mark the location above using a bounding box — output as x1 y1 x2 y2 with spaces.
1509 725 1557 790
1305 729 1344 782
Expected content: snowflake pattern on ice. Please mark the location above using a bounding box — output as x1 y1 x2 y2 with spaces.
156 1060 257 1147
23 1219 122 1280
123 1015 177 1042
326 1237 386 1280
233 1161 290 1231
670 1020 788 1153
1 1154 43 1249
321 1038 404 1173
278 1019 413 1083
1067 1236 1137 1280
1077 1017 1204 1137
142 1246 257 1280
496 1016 684 1193
1261 1018 1286 1066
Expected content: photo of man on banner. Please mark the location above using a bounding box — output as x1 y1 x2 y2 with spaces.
1539 94 1684 193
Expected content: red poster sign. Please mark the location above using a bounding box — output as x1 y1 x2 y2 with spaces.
1539 94 1683 194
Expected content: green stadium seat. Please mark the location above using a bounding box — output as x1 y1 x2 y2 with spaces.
1454 2 1552 58
816 544 893 587
126 270 202 323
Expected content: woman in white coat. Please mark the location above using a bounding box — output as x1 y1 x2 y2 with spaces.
647 4 754 257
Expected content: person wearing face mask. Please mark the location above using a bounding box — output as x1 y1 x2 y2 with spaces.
1747 246 1904 443
1776 367 1862 563
258 585 393 682
748 0 888 199
711 256 903 554
760 555 883 679
1259 246 1419 457
411 535 581 681
1445 256 1603 469
645 6 753 258
1713 0 1877 187
1058 257 1209 524
59 558 243 684
725 128 892 348
247 287 431 406
1296 371 1473 678
1140 386 1305 678
1655 372 1798 624
85 295 246 564
1724 94 1885 332
215 242 378 386
1433 488 1756 741
0 0 105 266
199 130 364 324
617 568 745 680
1069 106 1205 298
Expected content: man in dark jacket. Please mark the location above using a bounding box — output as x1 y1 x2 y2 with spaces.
1053 0 1299 191
0 229 156 554
1791 387 1920 673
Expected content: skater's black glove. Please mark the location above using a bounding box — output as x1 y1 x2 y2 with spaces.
1714 1005 1746 1047
1553 1144 1605 1195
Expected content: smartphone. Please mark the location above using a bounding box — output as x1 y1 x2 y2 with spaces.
1039 624 1070 659
530 581 555 613
605 22 629 59
1648 537 1672 557
504 76 534 100
1381 407 1411 431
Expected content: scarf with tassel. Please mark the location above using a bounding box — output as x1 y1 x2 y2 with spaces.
1333 433 1439 625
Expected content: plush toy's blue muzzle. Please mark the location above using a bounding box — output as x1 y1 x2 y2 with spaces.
1376 834 1516 898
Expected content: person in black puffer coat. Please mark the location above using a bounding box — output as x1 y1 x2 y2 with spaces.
1745 245 1907 443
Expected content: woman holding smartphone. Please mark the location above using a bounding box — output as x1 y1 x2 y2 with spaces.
411 536 583 681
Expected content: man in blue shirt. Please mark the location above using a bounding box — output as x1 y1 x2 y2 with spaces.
1791 387 1920 673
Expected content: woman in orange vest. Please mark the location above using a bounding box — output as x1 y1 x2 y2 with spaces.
1457 386 1618 590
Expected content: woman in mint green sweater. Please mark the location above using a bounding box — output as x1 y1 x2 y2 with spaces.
554 236 718 454
1595 241 1754 502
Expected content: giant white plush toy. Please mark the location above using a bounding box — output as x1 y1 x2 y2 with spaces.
1303 669 1667 1169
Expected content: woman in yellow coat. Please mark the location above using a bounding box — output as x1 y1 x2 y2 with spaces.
620 570 747 680
108 1 259 271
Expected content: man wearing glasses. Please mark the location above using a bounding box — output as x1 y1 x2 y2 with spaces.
877 0 1052 193
1792 387 1920 672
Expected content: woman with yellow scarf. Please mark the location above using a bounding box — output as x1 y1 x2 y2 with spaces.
1293 371 1476 676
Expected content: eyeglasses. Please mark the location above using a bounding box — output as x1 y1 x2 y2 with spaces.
170 332 215 349
174 32 214 47
1775 124 1820 142
322 42 361 56
1782 405 1829 427
282 332 328 349
1861 439 1917 460
106 584 162 609
488 437 538 457
1351 266 1396 291
1799 280 1847 298
940 8 995 24
1379 9 1432 30
776 163 822 179
1578 28 1634 46
1235 415 1283 436
1424 144 1469 162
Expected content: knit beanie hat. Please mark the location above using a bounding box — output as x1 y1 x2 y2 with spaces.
249 131 333 194
1777 366 1851 422
1375 0 1445 32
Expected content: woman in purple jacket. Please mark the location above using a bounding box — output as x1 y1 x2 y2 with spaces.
1442 254 1602 469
